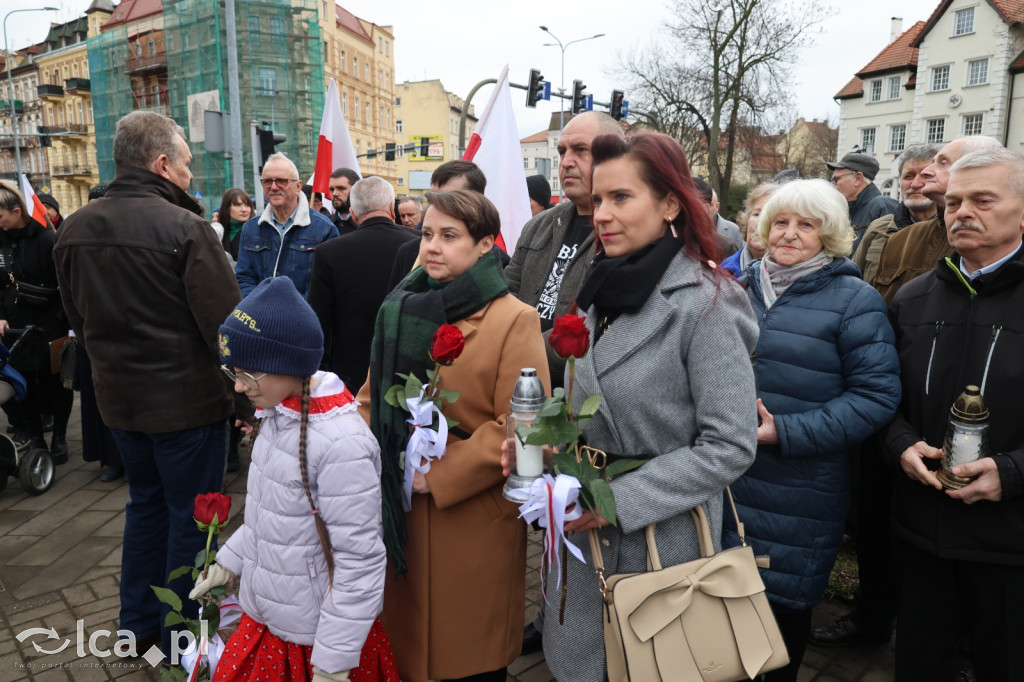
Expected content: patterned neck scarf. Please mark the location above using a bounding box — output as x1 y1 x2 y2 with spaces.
758 250 831 309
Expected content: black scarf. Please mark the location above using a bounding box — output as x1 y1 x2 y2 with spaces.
577 235 680 339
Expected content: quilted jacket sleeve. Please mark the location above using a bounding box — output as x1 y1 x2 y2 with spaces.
775 283 901 458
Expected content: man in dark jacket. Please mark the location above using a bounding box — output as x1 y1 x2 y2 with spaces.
308 176 416 392
884 148 1024 679
54 110 241 657
827 152 898 254
38 193 62 229
328 167 360 235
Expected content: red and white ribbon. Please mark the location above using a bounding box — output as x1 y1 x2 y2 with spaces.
181 596 243 682
402 387 448 511
518 474 585 601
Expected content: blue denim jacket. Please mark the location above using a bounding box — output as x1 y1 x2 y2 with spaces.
235 199 338 298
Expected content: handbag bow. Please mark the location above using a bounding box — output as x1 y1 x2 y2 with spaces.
626 547 773 679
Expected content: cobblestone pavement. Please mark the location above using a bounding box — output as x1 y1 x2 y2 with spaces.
0 399 894 681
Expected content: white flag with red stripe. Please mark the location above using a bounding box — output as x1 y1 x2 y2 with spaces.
312 78 360 195
462 65 531 255
20 174 49 227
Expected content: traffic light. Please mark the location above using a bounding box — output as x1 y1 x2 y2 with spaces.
610 90 624 120
526 68 545 108
257 123 286 171
420 137 430 157
571 80 586 115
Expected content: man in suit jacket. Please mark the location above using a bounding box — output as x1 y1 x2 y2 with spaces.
308 176 417 392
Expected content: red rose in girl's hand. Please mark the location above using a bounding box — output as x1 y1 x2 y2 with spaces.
549 314 590 359
430 324 465 366
194 492 232 529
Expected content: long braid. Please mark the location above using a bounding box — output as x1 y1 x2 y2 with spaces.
299 376 335 588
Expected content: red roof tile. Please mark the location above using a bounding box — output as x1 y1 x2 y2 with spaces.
521 131 547 143
103 0 163 29
335 5 373 45
834 76 863 100
856 21 925 77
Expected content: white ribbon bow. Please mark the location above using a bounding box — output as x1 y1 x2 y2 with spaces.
181 596 243 682
519 474 586 601
402 387 448 511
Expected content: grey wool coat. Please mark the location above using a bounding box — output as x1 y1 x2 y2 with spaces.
542 249 760 682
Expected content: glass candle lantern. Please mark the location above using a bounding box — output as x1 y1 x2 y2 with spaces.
502 368 546 503
938 385 990 490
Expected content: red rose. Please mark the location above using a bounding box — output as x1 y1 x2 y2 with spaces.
194 492 232 529
549 314 590 359
430 324 465 366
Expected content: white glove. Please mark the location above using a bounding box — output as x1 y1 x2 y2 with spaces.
312 668 350 682
188 563 235 600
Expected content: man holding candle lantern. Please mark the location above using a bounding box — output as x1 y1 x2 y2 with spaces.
883 147 1024 680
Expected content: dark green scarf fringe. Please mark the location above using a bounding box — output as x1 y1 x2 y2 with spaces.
369 249 509 576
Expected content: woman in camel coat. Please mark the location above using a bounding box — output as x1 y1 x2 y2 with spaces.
357 189 549 682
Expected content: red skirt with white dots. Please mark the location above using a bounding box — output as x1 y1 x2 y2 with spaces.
212 613 399 682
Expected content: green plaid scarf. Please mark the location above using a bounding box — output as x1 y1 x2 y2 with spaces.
369 249 509 575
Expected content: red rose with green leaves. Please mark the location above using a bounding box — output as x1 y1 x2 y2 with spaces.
194 492 232 530
430 324 465 366
549 314 590 359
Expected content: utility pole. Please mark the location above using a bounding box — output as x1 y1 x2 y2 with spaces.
224 0 244 188
3 7 57 184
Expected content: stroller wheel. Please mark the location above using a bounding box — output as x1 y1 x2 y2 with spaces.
19 447 54 495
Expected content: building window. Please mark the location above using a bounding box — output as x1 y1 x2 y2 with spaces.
340 50 346 71
364 64 369 81
354 96 360 121
954 7 975 36
342 92 347 114
269 18 284 42
148 39 156 55
869 80 882 102
396 119 403 133
962 113 984 136
931 65 950 91
859 128 876 154
248 16 260 39
385 41 389 57
353 57 358 75
257 67 277 96
926 118 945 143
889 124 906 152
365 102 370 123
379 106 384 125
967 58 988 86
397 177 403 185
888 76 901 100
395 96 401 106
378 37 383 53
378 68 382 86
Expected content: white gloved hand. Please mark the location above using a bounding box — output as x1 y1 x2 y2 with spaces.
311 668 350 682
188 563 235 600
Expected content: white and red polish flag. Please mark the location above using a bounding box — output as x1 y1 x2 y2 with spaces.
20 174 49 227
312 78 360 195
462 65 531 255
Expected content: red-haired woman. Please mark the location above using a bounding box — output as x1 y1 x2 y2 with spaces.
541 131 760 680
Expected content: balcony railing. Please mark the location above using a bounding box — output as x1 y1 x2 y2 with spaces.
0 135 39 149
38 124 87 135
124 53 167 75
37 84 64 99
64 78 91 93
52 164 92 177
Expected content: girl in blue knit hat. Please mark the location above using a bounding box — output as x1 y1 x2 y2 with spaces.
190 276 398 682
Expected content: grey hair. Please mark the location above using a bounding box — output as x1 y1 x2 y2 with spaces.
950 147 1024 196
262 152 299 181
399 195 422 209
738 182 780 237
896 144 941 177
0 180 27 216
113 111 187 169
758 178 855 258
350 176 395 215
955 135 1003 156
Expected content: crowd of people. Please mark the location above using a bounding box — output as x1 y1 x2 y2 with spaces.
1 104 1020 682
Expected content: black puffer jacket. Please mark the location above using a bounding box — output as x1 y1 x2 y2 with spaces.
0 217 64 371
885 248 1024 566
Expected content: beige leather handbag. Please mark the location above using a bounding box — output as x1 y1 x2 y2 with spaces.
590 489 789 681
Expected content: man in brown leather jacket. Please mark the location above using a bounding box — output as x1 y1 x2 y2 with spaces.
54 110 241 658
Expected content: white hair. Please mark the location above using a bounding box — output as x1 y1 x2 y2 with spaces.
350 176 396 215
758 178 854 258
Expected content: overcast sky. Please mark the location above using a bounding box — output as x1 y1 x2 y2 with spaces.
7 0 941 138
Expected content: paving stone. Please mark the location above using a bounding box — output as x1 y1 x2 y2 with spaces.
89 576 120 600
0 510 35 537
8 470 95 512
6 491 107 538
61 585 96 608
87 487 131 512
75 596 120 621
10 536 121 600
7 599 66 627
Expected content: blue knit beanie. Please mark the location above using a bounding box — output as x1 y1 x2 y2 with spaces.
218 277 323 377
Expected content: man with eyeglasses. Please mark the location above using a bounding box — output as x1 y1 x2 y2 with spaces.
235 152 338 298
826 152 898 254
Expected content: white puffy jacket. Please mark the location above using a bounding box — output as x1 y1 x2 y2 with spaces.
217 372 385 673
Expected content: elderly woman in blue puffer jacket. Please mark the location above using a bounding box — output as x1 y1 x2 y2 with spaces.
723 179 901 682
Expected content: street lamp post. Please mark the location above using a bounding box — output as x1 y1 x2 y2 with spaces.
4 7 57 184
539 26 604 199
